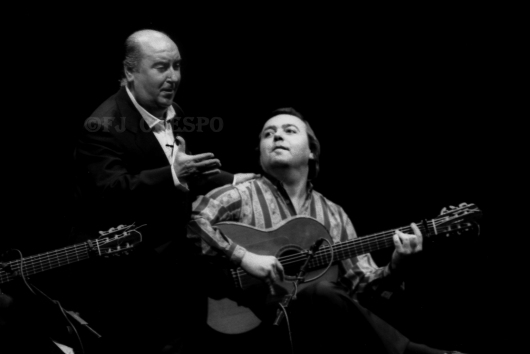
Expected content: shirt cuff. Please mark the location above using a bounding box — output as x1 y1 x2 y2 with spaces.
229 244 247 266
171 165 189 190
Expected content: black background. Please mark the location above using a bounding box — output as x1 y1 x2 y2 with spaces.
3 5 521 353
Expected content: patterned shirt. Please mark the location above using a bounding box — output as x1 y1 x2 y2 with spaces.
188 176 399 296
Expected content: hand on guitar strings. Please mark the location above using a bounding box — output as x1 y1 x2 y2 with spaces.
390 223 423 270
240 251 285 285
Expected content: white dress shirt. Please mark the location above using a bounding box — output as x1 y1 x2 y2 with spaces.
125 86 185 188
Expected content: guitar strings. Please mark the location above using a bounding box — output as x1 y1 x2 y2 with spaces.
0 243 92 283
232 220 463 283
0 227 144 284
232 209 471 287
0 227 144 283
0 240 103 284
272 219 461 268
233 227 405 281
234 224 415 276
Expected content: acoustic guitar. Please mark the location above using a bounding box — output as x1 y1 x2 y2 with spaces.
0 224 143 286
206 203 481 334
0 224 143 353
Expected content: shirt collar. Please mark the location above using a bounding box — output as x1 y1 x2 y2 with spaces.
261 173 314 199
125 85 176 129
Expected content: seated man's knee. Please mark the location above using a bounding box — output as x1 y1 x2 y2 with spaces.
300 281 347 305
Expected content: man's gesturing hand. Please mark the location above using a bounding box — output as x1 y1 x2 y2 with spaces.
172 136 221 184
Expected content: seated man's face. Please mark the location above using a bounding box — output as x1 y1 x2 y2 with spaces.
259 114 314 174
128 36 181 115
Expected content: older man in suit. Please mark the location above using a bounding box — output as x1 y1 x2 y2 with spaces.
71 29 253 354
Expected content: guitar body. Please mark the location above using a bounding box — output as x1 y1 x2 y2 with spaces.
207 216 339 334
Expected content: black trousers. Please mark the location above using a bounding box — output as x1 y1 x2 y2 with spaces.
190 281 411 354
291 281 409 354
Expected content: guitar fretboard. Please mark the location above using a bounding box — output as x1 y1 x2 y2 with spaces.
307 223 433 270
0 242 93 284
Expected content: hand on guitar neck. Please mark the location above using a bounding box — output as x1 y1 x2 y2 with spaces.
390 223 423 271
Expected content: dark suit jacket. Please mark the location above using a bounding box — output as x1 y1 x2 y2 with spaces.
74 86 233 248
70 86 234 353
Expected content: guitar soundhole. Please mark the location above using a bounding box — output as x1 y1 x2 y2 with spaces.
277 246 306 281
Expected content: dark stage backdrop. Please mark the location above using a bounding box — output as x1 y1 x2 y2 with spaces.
3 8 517 353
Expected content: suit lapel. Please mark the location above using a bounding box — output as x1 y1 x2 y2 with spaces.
115 87 169 168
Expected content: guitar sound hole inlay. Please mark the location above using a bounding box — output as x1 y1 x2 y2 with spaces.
277 245 306 281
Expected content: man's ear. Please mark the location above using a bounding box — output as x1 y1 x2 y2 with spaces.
124 67 134 83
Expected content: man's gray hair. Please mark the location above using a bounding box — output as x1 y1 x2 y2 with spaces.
120 35 143 86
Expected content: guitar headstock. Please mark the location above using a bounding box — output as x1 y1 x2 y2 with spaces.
91 224 143 257
432 202 482 239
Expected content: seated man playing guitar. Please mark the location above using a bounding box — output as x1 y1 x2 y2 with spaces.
187 108 467 354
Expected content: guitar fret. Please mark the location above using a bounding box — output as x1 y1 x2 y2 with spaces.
232 269 243 289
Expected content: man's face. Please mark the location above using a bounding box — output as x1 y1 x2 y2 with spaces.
259 114 314 173
126 36 181 117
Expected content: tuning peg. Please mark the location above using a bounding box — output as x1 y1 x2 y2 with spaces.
441 207 448 214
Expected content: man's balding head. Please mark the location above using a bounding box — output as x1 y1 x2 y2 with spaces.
122 30 174 84
122 29 182 118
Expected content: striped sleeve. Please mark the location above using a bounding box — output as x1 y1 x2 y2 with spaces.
187 184 247 265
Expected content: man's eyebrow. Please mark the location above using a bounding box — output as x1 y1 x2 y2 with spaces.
281 124 299 130
151 60 169 66
151 57 182 65
262 125 277 132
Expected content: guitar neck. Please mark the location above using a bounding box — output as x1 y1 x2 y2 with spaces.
306 221 435 271
0 241 93 284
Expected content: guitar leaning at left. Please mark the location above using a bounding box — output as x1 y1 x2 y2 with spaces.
0 224 143 353
0 224 143 287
